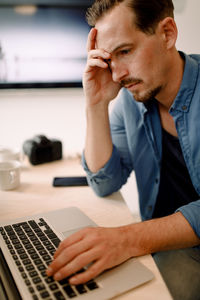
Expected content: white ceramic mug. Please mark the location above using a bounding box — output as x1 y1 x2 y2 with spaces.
0 160 21 190
0 146 21 162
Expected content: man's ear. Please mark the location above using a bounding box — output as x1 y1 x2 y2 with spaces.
158 17 178 50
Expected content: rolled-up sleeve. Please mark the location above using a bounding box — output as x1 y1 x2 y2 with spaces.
176 200 200 238
82 145 129 197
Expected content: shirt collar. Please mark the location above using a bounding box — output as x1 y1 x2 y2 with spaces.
170 51 199 113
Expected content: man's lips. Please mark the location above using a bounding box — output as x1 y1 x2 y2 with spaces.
124 81 141 89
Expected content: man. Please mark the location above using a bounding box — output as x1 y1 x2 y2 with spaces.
47 1 200 299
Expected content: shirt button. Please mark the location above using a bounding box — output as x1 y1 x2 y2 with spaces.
182 105 187 111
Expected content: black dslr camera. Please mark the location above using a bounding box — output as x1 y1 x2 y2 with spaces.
23 135 62 165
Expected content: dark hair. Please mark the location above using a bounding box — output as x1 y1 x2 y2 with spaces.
86 0 174 34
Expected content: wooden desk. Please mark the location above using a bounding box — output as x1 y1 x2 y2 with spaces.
0 156 172 299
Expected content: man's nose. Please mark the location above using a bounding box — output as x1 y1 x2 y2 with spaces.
111 61 129 83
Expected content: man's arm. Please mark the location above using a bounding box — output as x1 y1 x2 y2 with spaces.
83 28 121 173
46 212 200 285
84 102 113 173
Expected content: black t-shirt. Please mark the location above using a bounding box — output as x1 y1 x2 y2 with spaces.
152 128 199 218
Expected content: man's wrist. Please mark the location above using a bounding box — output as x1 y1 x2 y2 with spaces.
120 213 200 259
86 100 110 113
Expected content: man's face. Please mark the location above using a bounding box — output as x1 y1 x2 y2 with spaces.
95 3 170 103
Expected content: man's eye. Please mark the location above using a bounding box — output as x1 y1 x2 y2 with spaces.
104 59 111 66
120 49 130 55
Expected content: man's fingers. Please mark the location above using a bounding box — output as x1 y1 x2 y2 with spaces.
47 239 91 276
88 49 110 60
85 49 111 71
87 28 97 52
54 231 84 259
86 59 109 70
53 249 105 284
69 259 106 285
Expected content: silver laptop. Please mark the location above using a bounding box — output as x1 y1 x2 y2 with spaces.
0 207 154 300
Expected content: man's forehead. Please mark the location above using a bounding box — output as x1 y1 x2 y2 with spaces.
95 3 137 52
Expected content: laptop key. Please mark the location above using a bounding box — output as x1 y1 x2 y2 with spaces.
33 240 41 247
18 235 27 240
17 248 25 254
25 279 31 286
42 254 51 261
58 278 69 286
46 245 55 251
8 232 17 238
35 244 45 251
49 283 59 291
45 276 54 284
75 284 87 294
12 239 21 245
28 220 39 229
39 249 48 256
54 291 65 300
21 272 28 279
51 238 61 247
34 258 43 265
28 286 35 294
86 280 99 290
29 270 38 278
33 277 42 285
30 236 38 241
63 284 77 298
47 233 58 240
12 254 18 260
40 270 47 277
36 283 45 291
24 244 33 250
23 258 32 265
45 260 52 266
40 290 50 298
42 240 52 247
28 248 36 254
30 253 39 260
39 236 48 242
4 225 13 232
37 264 46 271
15 260 21 266
18 266 25 272
20 253 28 260
26 264 35 271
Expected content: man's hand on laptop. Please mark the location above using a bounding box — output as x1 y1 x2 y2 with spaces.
46 226 132 285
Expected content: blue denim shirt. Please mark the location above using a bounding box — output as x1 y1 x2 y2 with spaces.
82 52 200 238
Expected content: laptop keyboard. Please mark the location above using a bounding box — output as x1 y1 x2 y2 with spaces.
0 218 99 299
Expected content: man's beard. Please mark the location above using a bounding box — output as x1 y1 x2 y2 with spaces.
121 78 162 103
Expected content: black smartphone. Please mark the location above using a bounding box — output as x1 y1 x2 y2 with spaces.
52 176 88 187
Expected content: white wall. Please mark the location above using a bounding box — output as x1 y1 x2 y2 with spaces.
0 88 86 156
175 0 200 53
0 0 199 215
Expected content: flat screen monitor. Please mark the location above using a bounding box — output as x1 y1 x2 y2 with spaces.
0 1 92 88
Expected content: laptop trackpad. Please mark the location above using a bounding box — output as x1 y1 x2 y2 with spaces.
44 207 96 239
62 226 94 239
